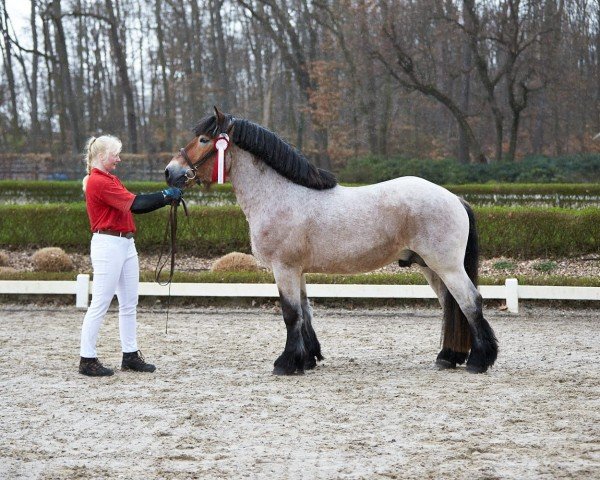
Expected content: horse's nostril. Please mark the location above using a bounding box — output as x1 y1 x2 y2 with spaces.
164 169 170 180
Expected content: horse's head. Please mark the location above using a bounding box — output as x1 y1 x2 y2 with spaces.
165 106 235 189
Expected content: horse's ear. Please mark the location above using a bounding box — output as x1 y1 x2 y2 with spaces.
214 106 225 125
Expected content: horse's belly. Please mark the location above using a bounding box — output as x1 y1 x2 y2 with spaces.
305 235 405 274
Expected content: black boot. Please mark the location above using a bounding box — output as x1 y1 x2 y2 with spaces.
79 357 114 377
121 350 156 373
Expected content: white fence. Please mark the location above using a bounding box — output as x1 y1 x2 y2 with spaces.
0 275 598 314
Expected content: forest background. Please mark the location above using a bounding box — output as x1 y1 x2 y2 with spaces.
1 0 600 180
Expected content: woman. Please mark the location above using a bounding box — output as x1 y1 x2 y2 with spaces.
79 135 182 377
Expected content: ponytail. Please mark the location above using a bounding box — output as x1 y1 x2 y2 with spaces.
82 136 97 192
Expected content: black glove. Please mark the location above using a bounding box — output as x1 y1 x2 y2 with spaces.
162 187 183 202
131 188 183 214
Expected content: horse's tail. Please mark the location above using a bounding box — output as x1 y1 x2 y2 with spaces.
441 200 478 361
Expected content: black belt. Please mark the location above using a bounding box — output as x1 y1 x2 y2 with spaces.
95 230 134 239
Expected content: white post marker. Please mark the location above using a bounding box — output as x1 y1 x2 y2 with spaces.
76 274 90 309
214 134 229 184
505 278 519 313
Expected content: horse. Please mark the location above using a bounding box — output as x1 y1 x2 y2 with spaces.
165 107 498 375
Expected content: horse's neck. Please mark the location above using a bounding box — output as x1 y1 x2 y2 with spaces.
229 148 294 216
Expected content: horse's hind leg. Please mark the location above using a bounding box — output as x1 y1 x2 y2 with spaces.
418 266 469 369
437 268 498 373
300 274 323 370
272 264 307 375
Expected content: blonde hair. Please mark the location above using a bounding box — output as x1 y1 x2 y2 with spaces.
82 135 122 191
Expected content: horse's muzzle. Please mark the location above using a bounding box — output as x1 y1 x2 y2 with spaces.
164 166 187 188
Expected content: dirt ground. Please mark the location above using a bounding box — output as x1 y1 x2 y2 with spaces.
0 304 598 479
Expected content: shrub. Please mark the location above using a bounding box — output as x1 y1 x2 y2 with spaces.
492 260 517 271
532 261 559 274
32 247 74 272
475 207 599 258
211 252 260 272
338 154 600 184
0 251 9 267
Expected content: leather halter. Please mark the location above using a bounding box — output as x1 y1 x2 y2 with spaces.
180 146 214 182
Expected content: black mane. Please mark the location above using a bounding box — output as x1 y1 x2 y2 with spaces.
194 115 337 190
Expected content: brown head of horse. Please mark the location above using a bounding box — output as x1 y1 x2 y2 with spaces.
165 107 236 190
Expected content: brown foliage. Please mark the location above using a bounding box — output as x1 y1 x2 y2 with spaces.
211 252 260 272
0 251 10 267
32 247 74 272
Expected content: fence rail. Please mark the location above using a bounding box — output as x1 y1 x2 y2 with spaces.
1 275 598 313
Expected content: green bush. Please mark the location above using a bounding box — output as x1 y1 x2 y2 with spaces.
492 260 517 271
338 154 600 184
475 207 599 258
0 204 598 259
532 260 559 273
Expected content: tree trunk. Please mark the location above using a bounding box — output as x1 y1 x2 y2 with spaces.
105 0 138 152
458 2 472 164
210 0 231 110
508 111 520 162
378 75 392 157
30 1 40 149
49 0 82 153
189 0 204 96
532 92 547 154
463 0 503 162
42 16 56 146
155 0 173 150
0 1 20 137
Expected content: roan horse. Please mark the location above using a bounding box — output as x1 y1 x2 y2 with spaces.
165 107 498 375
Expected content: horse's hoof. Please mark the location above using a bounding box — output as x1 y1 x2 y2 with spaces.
272 366 304 376
466 363 488 374
435 358 456 370
304 357 317 370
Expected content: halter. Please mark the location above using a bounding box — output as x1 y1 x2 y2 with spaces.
181 133 230 184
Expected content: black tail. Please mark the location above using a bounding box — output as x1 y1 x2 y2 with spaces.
440 201 478 360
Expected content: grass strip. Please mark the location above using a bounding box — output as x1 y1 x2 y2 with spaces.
1 270 598 287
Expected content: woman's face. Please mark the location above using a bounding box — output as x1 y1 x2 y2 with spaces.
100 150 121 172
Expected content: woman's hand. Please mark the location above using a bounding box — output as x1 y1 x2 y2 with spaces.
162 187 183 202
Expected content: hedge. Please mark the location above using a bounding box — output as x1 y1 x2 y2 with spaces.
1 180 599 206
475 207 598 258
0 180 235 206
337 154 600 184
0 204 250 255
0 204 598 259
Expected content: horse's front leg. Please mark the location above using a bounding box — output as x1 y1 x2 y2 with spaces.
300 274 323 370
272 265 307 375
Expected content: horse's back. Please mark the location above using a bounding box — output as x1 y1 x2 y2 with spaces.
345 175 452 196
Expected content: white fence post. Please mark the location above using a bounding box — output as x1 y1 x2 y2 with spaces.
505 278 519 313
76 274 90 309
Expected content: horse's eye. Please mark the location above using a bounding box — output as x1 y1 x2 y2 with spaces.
199 137 209 145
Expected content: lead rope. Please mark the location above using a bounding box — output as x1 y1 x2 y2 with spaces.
155 198 189 333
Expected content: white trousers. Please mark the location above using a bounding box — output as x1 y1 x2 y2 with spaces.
80 233 139 358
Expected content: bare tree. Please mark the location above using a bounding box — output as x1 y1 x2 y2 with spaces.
46 0 83 152
105 0 138 151
373 0 488 163
0 1 20 139
155 0 173 150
